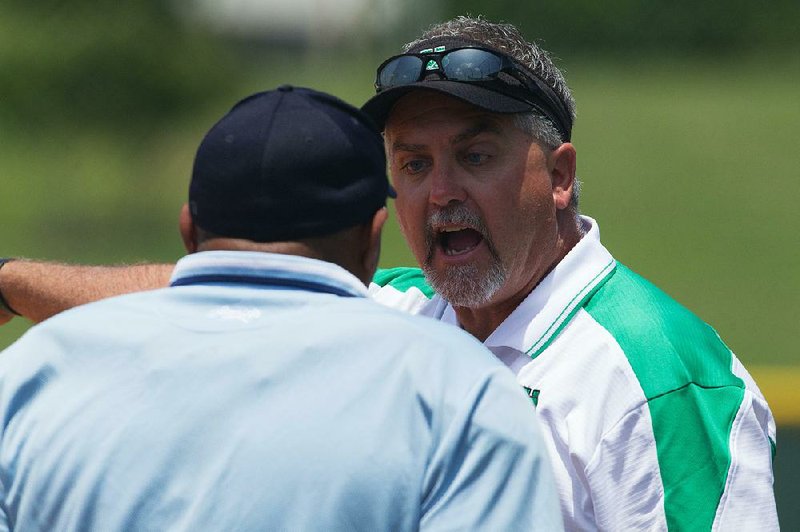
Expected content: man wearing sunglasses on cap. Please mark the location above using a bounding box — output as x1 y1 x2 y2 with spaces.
0 15 779 532
360 16 778 532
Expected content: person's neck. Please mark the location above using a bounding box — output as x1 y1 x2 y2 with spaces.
196 238 372 287
197 239 314 256
453 298 525 343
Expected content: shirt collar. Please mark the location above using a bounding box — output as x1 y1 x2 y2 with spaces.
170 251 370 298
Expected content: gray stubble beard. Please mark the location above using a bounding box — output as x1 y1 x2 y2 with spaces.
421 205 507 308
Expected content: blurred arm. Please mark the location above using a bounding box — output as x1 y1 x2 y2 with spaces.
0 259 174 323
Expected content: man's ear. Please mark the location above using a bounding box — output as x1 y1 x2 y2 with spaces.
549 143 577 211
179 203 198 253
363 207 388 282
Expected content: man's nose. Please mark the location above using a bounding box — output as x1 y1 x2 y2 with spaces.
428 163 467 207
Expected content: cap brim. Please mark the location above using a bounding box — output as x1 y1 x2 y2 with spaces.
361 81 533 131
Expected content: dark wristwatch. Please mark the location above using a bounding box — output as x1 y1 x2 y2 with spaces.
0 258 20 315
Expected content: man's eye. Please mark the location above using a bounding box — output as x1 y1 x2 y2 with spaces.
402 160 428 174
464 152 489 165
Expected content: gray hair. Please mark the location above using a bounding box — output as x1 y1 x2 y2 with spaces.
512 112 564 150
513 112 581 209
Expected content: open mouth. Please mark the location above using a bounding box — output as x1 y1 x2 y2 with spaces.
438 227 484 256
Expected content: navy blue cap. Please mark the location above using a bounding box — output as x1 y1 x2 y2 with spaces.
190 85 394 242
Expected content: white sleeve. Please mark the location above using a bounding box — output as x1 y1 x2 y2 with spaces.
712 389 778 530
368 281 431 314
584 405 669 531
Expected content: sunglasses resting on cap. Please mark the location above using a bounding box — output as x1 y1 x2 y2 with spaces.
362 43 572 141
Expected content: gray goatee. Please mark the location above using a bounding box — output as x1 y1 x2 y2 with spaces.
422 205 506 308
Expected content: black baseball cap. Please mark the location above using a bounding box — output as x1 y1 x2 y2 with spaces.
361 36 572 141
190 85 394 243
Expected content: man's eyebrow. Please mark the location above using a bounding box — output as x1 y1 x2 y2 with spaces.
390 120 503 152
451 121 503 144
391 142 426 152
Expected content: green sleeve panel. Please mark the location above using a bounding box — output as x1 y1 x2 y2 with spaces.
648 384 744 530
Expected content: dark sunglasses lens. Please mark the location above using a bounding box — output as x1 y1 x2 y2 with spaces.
379 56 424 89
441 49 504 81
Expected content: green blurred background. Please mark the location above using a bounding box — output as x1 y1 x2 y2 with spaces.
1 0 798 525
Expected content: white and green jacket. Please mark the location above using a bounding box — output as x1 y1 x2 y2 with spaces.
369 216 777 531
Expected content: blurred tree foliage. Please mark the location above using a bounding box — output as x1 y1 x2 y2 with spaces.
0 0 241 132
439 0 800 54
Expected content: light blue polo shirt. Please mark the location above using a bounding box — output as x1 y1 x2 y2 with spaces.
0 251 562 531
